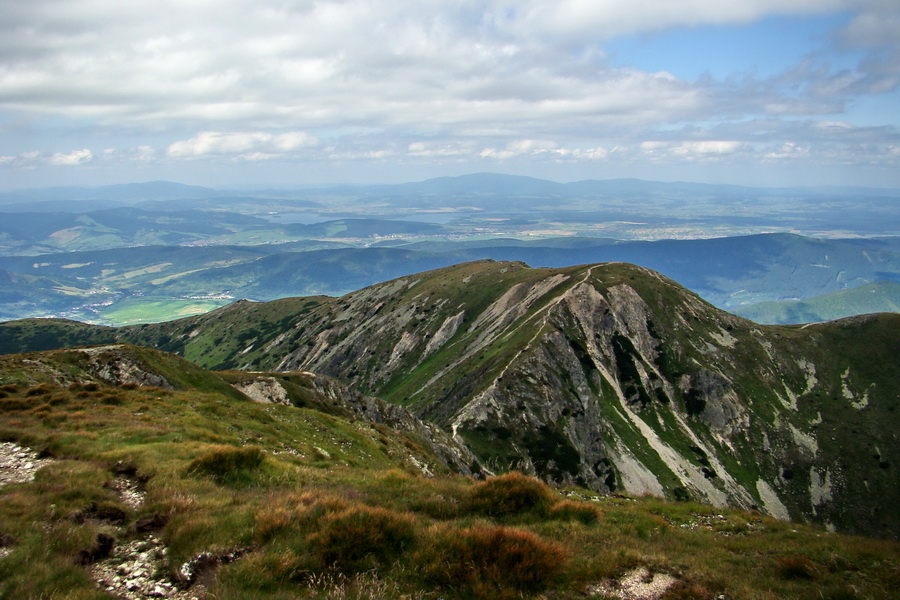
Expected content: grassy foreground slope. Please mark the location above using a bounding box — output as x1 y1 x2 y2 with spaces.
0 346 897 600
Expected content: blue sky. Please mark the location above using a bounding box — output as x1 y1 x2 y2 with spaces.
1 0 898 189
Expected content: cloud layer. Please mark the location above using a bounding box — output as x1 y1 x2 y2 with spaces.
1 0 898 185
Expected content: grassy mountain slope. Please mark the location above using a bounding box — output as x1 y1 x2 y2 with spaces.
0 346 896 600
734 281 900 324
1 260 896 539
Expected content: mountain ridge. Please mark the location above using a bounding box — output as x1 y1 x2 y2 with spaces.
1 259 896 538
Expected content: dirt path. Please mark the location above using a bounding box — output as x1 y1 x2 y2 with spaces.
0 441 54 488
0 442 212 599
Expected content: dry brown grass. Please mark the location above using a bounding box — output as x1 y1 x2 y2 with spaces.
550 499 602 524
465 471 557 518
417 523 568 599
309 505 418 571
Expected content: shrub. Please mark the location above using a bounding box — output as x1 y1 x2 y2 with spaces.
186 445 265 481
550 499 602 524
418 524 568 599
309 505 417 571
466 472 556 517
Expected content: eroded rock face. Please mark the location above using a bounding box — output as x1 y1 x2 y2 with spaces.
77 346 173 389
230 373 485 479
232 377 291 405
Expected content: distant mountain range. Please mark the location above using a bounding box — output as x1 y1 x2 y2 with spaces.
4 174 897 209
0 173 896 324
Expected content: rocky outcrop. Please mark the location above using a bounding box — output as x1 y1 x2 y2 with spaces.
77 345 174 389
231 372 485 478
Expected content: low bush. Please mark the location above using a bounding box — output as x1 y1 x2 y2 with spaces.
466 472 556 518
186 445 265 481
418 524 568 599
309 505 417 571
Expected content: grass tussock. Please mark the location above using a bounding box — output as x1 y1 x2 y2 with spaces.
417 523 568 599
310 505 417 571
550 499 602 524
255 492 351 542
777 555 818 580
186 445 266 482
465 471 556 518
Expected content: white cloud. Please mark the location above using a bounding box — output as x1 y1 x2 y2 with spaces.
0 1 897 184
48 148 92 165
166 131 319 158
639 140 746 161
839 1 900 48
764 141 811 160
407 141 473 157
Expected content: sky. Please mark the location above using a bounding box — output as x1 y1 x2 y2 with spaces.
1 0 899 189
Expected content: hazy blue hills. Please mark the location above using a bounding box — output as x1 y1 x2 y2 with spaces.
734 281 900 324
0 208 274 254
283 218 444 238
0 181 224 212
0 231 896 324
0 210 440 255
0 173 897 324
151 247 464 299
